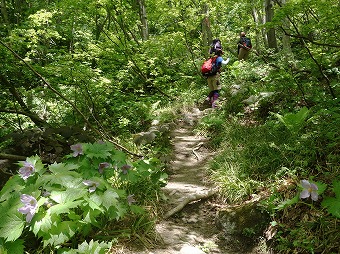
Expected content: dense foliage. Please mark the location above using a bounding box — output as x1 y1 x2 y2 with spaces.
0 0 339 253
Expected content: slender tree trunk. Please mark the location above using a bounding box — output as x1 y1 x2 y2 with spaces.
265 0 278 51
281 0 292 57
251 6 261 53
137 0 149 40
0 0 9 25
201 4 212 58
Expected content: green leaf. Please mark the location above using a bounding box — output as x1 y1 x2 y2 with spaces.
3 239 25 254
101 190 119 211
48 162 79 174
32 213 53 235
321 197 340 218
275 194 299 211
315 182 327 195
275 107 309 133
129 205 145 215
50 188 87 204
77 239 112 254
48 200 83 215
43 221 77 247
0 176 24 202
0 195 21 222
86 194 104 212
0 214 25 242
83 143 114 159
332 181 340 197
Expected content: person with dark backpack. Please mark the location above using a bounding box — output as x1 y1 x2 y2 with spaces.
237 32 252 60
209 38 222 55
202 49 230 108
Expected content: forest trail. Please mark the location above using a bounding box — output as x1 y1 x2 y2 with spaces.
122 107 263 254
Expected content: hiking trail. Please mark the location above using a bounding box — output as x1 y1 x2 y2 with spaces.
120 107 266 254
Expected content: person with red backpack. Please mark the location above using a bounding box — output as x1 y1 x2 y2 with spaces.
203 49 230 108
237 32 252 60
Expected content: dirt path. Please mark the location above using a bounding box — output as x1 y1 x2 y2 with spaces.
121 107 264 254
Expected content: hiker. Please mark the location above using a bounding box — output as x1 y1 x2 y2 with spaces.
237 32 252 60
206 49 230 108
209 38 222 55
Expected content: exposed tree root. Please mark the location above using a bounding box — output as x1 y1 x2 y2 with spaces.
192 142 204 160
163 189 217 219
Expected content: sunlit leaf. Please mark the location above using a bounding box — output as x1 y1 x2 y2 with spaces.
0 214 25 242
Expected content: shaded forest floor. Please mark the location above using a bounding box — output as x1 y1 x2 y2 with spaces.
116 106 268 254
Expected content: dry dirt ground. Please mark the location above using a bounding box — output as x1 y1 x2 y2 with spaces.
117 107 267 254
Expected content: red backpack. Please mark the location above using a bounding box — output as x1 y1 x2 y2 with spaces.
201 56 218 77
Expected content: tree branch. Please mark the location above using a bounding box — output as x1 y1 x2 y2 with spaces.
0 39 142 158
281 29 340 48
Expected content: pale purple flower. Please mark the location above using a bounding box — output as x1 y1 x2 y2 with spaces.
121 164 131 175
300 180 318 201
18 194 38 222
19 161 35 180
98 162 111 174
83 180 99 193
127 194 136 205
70 143 83 157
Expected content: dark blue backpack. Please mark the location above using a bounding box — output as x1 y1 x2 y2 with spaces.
209 39 222 54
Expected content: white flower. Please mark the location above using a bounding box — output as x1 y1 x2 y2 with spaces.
83 180 99 193
300 180 318 201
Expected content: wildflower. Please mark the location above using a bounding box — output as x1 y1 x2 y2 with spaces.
18 194 38 223
121 164 131 175
70 143 83 157
127 194 136 205
44 200 54 208
83 180 99 193
300 180 318 201
19 161 35 180
98 162 111 174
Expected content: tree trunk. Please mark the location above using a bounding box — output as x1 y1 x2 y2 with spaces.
281 0 292 57
137 0 149 40
201 4 212 58
251 7 261 53
265 0 278 51
0 0 9 25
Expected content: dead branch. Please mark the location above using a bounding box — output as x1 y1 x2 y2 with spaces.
0 153 27 161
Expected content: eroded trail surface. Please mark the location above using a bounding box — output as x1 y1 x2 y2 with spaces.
123 107 262 254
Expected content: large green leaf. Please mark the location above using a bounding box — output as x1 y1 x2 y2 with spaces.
48 162 79 174
101 189 119 211
0 214 25 242
32 213 53 235
48 201 83 215
2 239 25 254
0 176 24 202
83 143 114 159
43 221 78 247
321 197 340 218
321 181 340 218
275 106 309 134
50 188 87 204
77 239 112 254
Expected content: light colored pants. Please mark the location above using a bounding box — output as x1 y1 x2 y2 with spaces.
207 73 221 91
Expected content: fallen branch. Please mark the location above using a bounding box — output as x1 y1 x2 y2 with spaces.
163 189 217 219
0 153 27 161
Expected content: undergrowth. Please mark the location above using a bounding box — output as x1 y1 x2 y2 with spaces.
195 58 340 253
